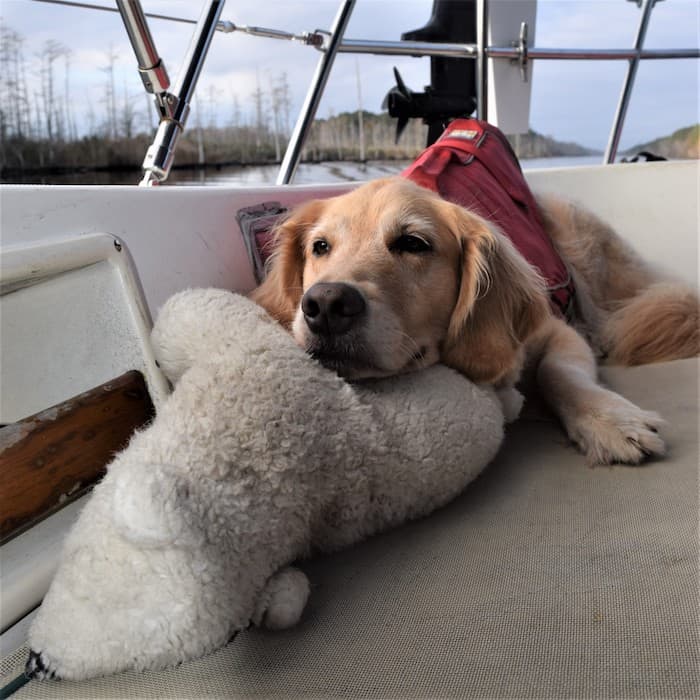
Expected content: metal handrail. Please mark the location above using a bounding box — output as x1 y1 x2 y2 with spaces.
279 0 698 176
487 47 700 61
116 1 170 100
476 0 488 121
40 0 699 61
97 0 700 182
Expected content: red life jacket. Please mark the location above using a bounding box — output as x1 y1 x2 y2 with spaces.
401 118 574 319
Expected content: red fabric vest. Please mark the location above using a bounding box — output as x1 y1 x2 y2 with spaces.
401 118 574 319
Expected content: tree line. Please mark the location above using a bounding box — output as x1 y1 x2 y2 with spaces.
0 23 427 177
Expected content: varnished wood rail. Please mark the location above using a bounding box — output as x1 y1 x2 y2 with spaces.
0 371 154 544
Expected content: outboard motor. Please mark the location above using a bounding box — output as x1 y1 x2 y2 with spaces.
385 0 477 145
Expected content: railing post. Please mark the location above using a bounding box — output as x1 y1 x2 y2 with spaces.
115 0 170 98
134 0 225 186
276 0 357 185
475 0 489 121
604 0 656 164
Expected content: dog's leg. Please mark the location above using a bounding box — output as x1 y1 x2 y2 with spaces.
533 317 665 465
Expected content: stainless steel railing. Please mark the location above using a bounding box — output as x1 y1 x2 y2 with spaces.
276 0 357 185
115 0 225 186
38 0 699 184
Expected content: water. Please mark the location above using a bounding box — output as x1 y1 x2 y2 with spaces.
5 155 605 187
167 154 604 187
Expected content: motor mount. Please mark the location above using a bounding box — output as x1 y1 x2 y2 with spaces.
385 0 477 145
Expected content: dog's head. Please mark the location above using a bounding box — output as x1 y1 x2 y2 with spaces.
252 177 548 383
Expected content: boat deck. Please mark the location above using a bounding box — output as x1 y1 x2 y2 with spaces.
3 357 697 698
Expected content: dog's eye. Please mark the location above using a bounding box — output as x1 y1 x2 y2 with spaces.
312 239 331 257
390 234 432 254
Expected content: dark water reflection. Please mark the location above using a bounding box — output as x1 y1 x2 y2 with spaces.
3 156 602 187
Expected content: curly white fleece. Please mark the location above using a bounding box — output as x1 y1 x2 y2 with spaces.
27 289 504 680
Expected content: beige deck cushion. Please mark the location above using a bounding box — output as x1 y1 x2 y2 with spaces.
10 358 698 699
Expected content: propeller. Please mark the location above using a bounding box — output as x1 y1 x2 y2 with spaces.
382 68 415 143
382 67 476 144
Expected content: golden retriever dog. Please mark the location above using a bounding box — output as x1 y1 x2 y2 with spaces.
251 177 699 465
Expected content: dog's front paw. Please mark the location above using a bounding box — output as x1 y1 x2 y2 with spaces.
25 650 60 681
565 391 665 465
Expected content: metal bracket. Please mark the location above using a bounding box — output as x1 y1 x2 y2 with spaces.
313 30 333 52
513 22 529 83
138 60 169 95
153 92 183 123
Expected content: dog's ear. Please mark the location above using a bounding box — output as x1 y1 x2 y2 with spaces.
250 198 327 328
440 202 549 384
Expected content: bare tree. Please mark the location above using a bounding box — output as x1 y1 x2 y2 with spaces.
205 84 221 129
63 50 77 141
40 40 68 139
100 47 119 139
251 70 266 153
0 27 32 140
269 72 292 161
85 89 97 137
143 92 157 133
119 78 138 139
355 59 365 161
229 88 241 129
35 38 69 162
269 73 282 161
192 95 205 165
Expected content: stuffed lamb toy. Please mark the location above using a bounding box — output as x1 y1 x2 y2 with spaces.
26 289 505 681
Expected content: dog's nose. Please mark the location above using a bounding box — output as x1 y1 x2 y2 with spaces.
301 282 366 335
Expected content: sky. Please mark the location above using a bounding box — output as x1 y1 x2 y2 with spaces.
1 0 698 151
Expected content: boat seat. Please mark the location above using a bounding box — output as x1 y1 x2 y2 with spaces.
4 356 697 699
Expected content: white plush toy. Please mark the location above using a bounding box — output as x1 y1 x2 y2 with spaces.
26 289 505 681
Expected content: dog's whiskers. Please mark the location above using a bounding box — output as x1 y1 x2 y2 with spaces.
396 331 424 363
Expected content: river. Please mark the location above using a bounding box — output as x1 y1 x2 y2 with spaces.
7 155 606 187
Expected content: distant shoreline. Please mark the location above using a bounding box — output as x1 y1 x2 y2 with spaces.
3 118 696 183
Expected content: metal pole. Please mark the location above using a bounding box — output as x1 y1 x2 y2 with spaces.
486 47 699 61
475 0 488 121
140 0 225 186
336 39 478 58
116 0 170 96
276 0 357 185
32 3 700 60
604 0 656 164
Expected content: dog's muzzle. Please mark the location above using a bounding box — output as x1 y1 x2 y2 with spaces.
301 282 366 336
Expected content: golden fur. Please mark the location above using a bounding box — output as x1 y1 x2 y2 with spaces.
252 177 699 464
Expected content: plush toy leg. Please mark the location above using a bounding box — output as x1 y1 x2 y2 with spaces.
252 567 310 630
25 456 272 681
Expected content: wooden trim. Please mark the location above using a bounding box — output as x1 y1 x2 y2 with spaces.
0 371 154 544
